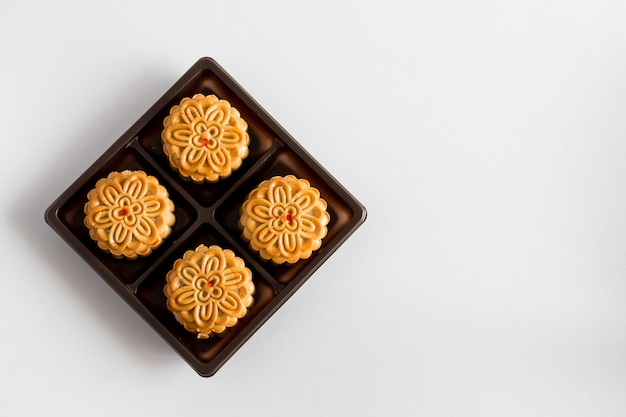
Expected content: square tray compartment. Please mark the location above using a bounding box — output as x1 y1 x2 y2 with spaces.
44 57 366 377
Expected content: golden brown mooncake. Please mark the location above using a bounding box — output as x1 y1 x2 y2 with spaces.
161 93 250 183
83 170 175 259
164 245 255 339
239 175 330 264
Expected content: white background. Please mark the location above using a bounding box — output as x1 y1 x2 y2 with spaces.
2 1 626 415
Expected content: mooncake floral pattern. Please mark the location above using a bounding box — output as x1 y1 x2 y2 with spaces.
164 245 255 339
83 170 175 259
162 93 250 182
240 175 330 264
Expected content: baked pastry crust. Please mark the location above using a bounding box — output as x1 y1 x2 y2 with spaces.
240 175 330 264
164 245 255 339
161 93 250 182
83 170 175 259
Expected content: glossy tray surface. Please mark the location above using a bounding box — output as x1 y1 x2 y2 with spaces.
45 57 366 377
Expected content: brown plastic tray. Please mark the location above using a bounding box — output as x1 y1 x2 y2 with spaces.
44 57 366 377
